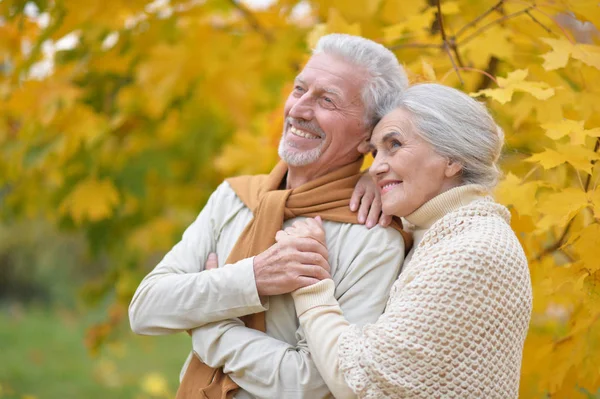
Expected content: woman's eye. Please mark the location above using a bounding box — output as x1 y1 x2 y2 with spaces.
390 140 402 149
371 149 378 158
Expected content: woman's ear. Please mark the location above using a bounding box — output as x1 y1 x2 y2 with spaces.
444 159 463 178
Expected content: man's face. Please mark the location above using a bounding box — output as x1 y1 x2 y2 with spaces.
278 53 370 172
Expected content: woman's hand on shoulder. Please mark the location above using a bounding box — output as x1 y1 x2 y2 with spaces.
351 172 392 229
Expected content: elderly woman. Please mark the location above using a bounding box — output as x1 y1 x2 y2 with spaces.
282 83 533 398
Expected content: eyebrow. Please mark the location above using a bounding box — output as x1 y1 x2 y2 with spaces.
294 77 343 98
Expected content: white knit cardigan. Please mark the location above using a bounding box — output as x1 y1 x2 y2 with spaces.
293 186 533 398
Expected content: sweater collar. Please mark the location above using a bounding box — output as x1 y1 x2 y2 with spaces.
404 184 488 230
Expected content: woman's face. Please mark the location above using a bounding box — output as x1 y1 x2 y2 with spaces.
369 107 462 217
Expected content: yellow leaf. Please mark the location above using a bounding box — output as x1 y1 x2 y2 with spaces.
536 188 589 231
572 224 600 273
383 7 436 43
542 119 600 146
472 69 554 104
59 178 119 224
440 1 460 14
307 9 361 49
380 0 427 24
421 59 437 81
526 144 600 174
141 372 169 397
590 186 600 219
542 38 600 71
495 173 539 216
541 38 572 70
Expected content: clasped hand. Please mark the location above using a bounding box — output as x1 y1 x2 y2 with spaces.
205 217 331 297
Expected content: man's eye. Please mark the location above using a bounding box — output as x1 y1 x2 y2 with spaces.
294 86 305 92
371 150 378 158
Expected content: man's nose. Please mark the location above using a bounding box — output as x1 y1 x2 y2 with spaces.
288 95 314 121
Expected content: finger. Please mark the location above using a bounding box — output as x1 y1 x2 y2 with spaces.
304 218 326 244
350 183 366 212
297 264 331 281
292 237 329 262
365 197 382 229
294 276 322 290
275 230 288 242
379 213 393 227
285 226 313 239
205 252 219 270
314 215 323 226
357 192 375 224
297 252 331 273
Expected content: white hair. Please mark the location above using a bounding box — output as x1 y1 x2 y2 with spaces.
385 83 504 189
313 34 408 128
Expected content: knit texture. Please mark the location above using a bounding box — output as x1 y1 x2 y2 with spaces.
338 197 532 398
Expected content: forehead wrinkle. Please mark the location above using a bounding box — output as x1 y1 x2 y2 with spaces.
295 74 344 99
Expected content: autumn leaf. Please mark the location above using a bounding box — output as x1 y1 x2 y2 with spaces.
59 178 120 224
542 119 600 146
541 38 600 71
536 188 589 231
472 69 554 104
572 224 600 273
526 144 600 174
494 173 540 216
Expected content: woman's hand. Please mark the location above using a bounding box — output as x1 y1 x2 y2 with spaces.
278 216 327 249
350 172 392 229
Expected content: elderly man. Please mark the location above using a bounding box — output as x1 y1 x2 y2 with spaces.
129 34 409 399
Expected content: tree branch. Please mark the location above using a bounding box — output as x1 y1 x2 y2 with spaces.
455 0 505 38
436 0 464 84
227 0 273 42
476 56 500 91
388 42 442 50
458 7 533 47
534 137 600 262
525 9 553 34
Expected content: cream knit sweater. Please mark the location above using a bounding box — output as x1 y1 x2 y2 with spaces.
292 185 533 398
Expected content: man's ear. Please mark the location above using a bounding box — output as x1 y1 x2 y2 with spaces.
357 137 371 155
445 159 463 178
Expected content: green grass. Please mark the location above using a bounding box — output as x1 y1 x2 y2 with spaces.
0 306 190 399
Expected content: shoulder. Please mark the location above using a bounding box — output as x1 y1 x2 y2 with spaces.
426 197 527 274
326 221 405 253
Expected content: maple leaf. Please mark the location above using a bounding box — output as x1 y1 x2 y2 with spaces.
541 38 600 71
472 69 554 104
542 119 600 146
495 173 540 216
59 178 120 224
572 224 600 273
526 144 600 174
536 188 589 231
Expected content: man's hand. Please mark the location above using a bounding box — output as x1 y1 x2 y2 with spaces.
350 172 392 229
253 226 331 297
205 252 218 270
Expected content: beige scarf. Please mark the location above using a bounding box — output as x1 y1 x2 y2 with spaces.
176 159 412 399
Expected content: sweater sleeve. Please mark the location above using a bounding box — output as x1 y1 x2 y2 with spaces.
128 183 267 335
292 280 355 399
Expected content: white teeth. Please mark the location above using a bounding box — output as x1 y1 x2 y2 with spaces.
383 182 401 190
290 126 320 139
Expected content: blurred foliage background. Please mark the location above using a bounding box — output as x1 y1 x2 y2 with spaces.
1 0 600 397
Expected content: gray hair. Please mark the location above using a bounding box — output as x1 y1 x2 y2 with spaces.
313 34 408 128
384 83 504 189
